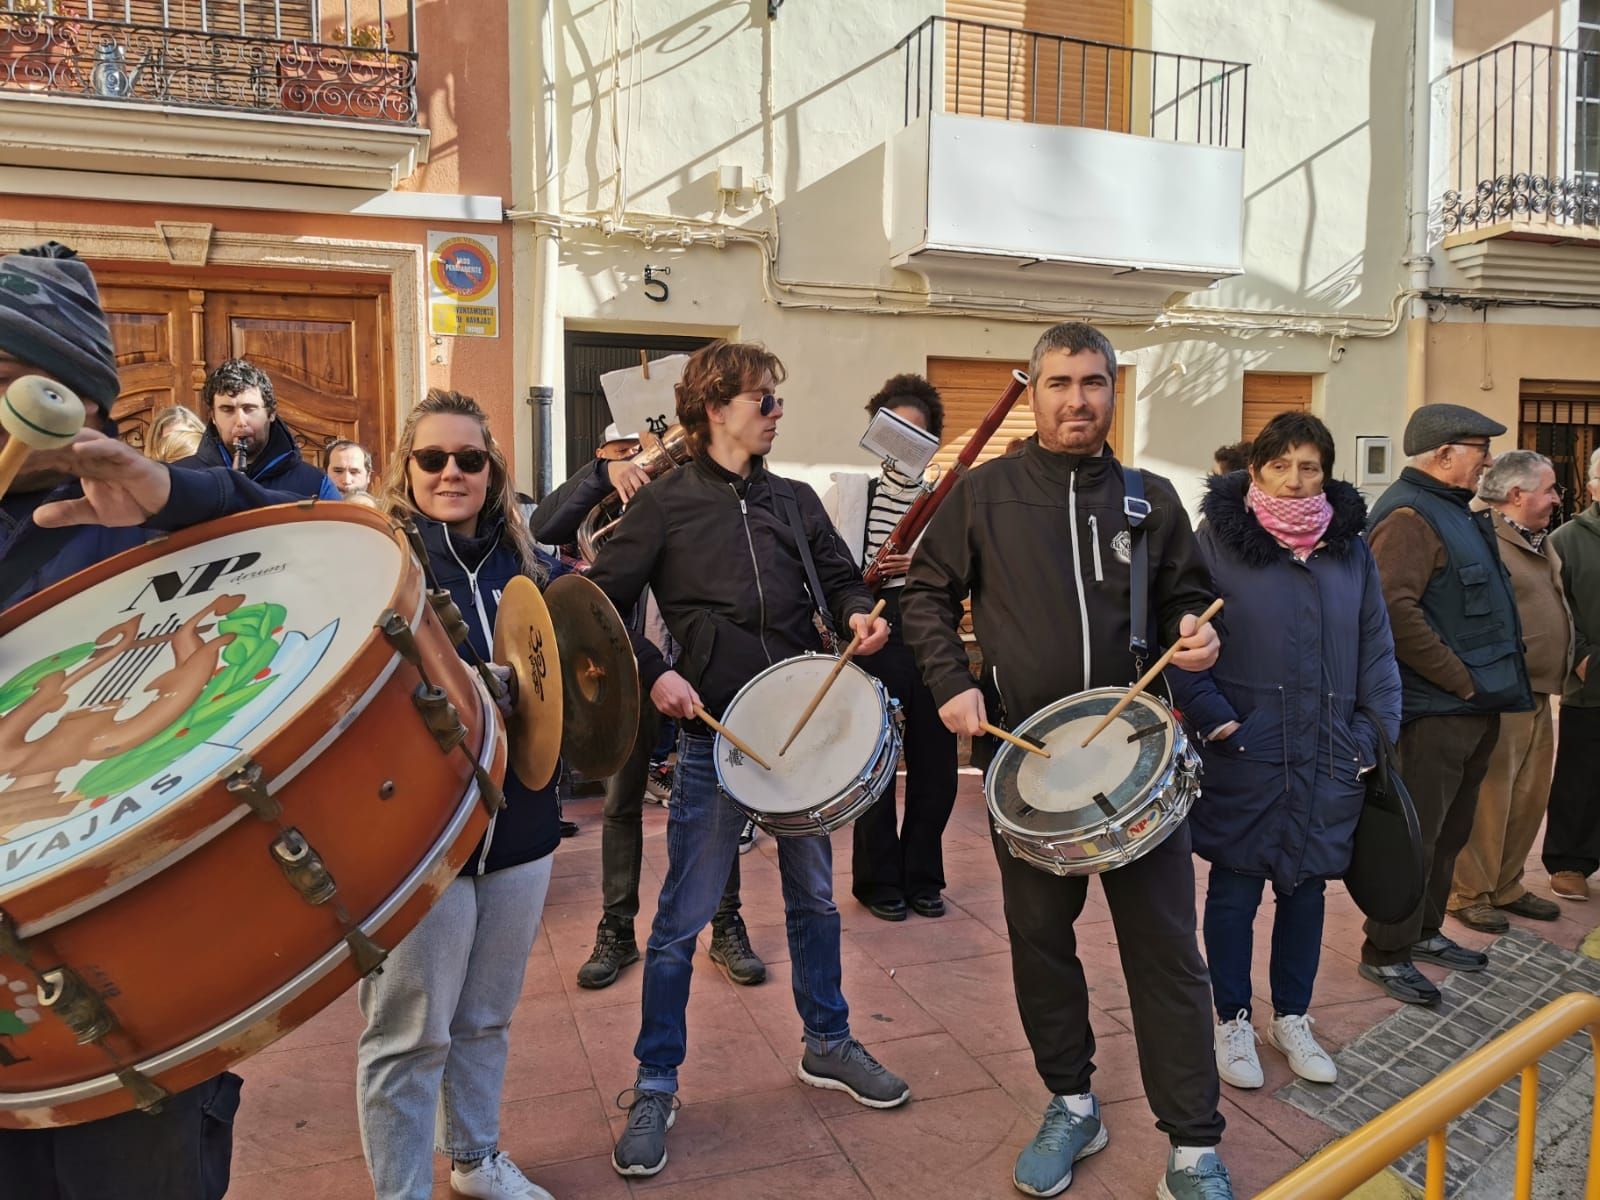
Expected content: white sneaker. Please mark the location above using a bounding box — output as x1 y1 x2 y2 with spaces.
1268 1013 1337 1084
1214 1011 1263 1089
451 1151 554 1200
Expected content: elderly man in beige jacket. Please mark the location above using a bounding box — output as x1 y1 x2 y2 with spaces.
1450 449 1573 930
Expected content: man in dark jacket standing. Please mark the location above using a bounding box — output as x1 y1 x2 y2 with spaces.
901 322 1233 1200
1542 448 1600 901
175 358 340 500
1361 404 1533 1005
586 340 908 1180
0 241 301 1200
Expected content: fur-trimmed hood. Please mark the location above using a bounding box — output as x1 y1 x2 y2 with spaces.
1199 470 1368 567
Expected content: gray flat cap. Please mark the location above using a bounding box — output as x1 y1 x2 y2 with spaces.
1403 403 1506 455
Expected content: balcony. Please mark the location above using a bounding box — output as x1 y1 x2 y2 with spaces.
887 17 1247 308
0 0 428 189
1438 41 1600 295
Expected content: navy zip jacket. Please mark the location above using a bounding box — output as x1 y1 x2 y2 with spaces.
3 465 304 608
1168 473 1402 889
176 420 341 501
415 515 567 875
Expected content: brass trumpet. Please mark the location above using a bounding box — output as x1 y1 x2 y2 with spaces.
576 423 694 562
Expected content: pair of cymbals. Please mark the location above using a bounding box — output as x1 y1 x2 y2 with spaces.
491 574 640 787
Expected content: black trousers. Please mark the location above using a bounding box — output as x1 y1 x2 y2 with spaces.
993 821 1224 1146
1363 713 1499 965
0 1072 241 1200
602 697 739 925
1542 703 1600 876
852 592 959 906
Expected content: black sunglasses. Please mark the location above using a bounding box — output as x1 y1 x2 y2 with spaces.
411 447 490 474
731 392 784 417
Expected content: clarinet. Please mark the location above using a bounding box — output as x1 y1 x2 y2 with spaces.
231 438 249 472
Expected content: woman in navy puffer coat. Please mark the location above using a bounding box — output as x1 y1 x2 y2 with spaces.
1170 412 1400 1094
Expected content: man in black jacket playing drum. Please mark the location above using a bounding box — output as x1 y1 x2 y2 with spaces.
585 340 911 1180
901 322 1235 1200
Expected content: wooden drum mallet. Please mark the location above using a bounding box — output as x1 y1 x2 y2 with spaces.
0 375 86 501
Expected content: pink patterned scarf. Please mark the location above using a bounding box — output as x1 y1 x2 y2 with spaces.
1248 483 1333 560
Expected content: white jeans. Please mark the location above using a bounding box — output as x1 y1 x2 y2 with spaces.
355 854 554 1200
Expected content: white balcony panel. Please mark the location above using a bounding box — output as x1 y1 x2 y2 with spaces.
890 112 1244 301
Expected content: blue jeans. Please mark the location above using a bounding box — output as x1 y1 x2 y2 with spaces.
634 732 849 1092
1203 867 1325 1021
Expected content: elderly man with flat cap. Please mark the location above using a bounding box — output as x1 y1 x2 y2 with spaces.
1359 404 1534 1005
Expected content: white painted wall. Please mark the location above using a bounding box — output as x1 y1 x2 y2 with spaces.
535 0 1418 513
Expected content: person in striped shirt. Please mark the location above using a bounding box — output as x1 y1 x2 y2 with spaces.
823 374 960 922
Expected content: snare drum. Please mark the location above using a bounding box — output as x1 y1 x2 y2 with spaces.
985 688 1199 876
714 654 900 837
0 503 502 1127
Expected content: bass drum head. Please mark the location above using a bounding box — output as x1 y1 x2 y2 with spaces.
716 655 885 815
987 688 1175 839
0 506 406 909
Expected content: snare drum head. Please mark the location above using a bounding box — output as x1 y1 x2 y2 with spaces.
717 656 886 815
988 689 1175 837
0 506 407 902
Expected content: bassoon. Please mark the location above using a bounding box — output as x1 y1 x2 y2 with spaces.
862 369 1029 589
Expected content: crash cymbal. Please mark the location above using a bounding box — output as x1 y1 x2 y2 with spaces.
491 577 564 790
543 573 640 779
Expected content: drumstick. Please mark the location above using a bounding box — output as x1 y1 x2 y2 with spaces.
694 704 773 771
0 376 85 501
778 598 887 756
982 722 1052 760
1081 597 1225 748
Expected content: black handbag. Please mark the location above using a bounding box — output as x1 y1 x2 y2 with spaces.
1345 715 1425 925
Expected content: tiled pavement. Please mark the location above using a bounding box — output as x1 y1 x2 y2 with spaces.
227 773 1600 1199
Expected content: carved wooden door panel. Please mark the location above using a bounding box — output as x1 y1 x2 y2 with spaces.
101 285 203 454
204 291 388 475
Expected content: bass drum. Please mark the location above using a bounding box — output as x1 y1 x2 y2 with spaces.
0 503 502 1127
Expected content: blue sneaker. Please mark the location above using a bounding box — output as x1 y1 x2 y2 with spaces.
1158 1150 1234 1199
1012 1094 1109 1197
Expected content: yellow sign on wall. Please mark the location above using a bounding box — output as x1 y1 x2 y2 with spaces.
428 232 499 338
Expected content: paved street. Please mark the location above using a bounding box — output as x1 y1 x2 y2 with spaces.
228 773 1599 1199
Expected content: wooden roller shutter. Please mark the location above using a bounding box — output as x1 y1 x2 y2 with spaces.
945 0 1129 129
1241 373 1314 442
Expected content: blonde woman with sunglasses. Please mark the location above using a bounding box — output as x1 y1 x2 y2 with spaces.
360 389 567 1200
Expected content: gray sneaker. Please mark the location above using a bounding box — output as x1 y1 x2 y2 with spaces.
797 1038 910 1108
610 1088 679 1177
1012 1095 1109 1197
1158 1150 1234 1200
708 913 767 986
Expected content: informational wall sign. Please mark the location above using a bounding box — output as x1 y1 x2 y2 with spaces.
428 232 499 338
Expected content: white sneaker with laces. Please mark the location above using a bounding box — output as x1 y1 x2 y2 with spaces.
1268 1013 1337 1084
450 1150 554 1200
1214 1011 1263 1089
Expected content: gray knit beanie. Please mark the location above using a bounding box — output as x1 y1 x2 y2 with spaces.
0 242 119 414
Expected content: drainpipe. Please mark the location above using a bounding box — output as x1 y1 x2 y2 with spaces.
532 0 561 497
1405 0 1437 413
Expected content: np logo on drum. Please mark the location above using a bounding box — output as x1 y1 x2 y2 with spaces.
120 552 278 612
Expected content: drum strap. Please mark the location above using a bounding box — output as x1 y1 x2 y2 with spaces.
769 476 838 638
1122 466 1153 667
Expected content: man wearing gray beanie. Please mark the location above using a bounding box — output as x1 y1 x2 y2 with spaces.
0 242 308 1199
1357 404 1534 1005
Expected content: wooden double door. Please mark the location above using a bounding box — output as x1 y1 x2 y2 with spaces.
101 276 391 474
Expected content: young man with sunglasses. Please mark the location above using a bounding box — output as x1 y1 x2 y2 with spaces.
585 340 910 1179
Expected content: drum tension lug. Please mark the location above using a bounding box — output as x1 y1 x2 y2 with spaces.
378 610 424 668
0 910 31 965
473 764 505 814
38 966 117 1044
116 1067 171 1114
269 829 338 905
413 684 467 753
427 588 472 648
345 930 388 977
225 760 280 821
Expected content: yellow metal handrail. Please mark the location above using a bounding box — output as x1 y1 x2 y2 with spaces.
1257 992 1600 1200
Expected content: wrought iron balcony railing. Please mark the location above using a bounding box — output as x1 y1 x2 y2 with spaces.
0 0 418 124
898 15 1248 149
1442 40 1600 232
